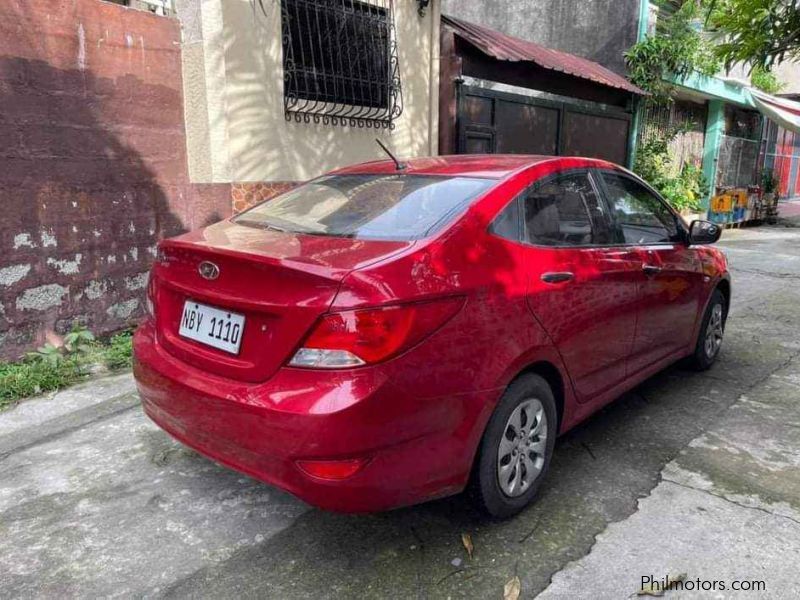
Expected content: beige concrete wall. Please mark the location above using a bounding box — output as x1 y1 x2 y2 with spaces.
724 61 800 97
182 0 440 184
774 61 800 96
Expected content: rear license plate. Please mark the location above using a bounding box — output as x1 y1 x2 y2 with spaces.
179 300 245 355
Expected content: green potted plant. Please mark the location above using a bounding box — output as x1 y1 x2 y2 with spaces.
761 169 780 223
761 169 779 201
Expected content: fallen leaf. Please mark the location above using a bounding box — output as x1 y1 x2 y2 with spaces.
461 532 474 559
504 575 521 600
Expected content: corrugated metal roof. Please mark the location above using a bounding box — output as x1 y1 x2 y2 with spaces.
443 15 646 97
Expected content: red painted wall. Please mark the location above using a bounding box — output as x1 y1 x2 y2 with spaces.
0 0 231 359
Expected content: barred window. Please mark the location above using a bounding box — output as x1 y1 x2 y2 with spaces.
280 0 403 129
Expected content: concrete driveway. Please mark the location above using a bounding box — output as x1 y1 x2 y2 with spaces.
2 224 800 599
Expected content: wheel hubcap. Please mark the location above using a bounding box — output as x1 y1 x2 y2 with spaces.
704 303 724 359
497 398 548 497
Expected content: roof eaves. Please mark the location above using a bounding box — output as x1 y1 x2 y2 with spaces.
443 15 646 97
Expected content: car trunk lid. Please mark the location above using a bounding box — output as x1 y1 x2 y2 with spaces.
151 220 413 382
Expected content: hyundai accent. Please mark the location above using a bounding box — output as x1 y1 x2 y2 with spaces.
133 155 729 517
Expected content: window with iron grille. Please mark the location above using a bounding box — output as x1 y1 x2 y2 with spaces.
280 0 403 129
103 0 174 16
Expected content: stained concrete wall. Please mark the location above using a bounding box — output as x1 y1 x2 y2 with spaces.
440 0 639 76
0 0 231 360
180 0 441 184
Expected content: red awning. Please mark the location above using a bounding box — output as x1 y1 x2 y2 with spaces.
443 15 646 97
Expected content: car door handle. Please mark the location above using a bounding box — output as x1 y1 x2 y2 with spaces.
642 264 662 276
541 272 574 284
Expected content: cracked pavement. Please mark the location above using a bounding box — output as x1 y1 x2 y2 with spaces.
2 224 800 599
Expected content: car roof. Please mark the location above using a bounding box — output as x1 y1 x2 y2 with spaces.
329 154 619 180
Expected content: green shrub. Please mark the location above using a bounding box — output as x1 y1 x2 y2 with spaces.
0 325 134 410
751 67 784 94
0 359 83 409
625 3 721 104
634 132 707 213
104 331 134 370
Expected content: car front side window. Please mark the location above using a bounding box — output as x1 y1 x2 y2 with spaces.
600 172 680 245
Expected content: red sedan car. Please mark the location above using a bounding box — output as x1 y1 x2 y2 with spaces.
134 155 729 517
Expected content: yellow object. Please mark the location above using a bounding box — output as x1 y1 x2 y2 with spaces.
732 189 748 207
711 194 733 213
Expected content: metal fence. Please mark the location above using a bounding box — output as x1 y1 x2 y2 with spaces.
717 135 761 189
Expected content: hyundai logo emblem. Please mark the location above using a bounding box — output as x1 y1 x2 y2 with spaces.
198 261 220 280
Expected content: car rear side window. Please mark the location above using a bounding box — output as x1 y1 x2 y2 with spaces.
600 173 680 244
490 198 521 241
521 172 612 247
233 174 494 241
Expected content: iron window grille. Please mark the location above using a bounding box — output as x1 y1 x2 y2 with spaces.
103 0 174 16
280 0 403 129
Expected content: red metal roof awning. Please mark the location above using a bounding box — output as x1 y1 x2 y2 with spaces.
443 15 646 97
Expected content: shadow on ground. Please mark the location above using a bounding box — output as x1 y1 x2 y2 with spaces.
163 348 778 599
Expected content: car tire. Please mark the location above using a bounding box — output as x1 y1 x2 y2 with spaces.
688 288 727 371
469 374 557 519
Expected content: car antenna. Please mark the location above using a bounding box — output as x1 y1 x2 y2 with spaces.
375 138 406 171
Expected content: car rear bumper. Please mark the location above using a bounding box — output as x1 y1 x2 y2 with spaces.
133 321 484 512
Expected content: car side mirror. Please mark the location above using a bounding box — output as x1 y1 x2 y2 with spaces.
689 220 721 245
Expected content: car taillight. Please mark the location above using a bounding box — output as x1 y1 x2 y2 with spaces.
289 297 464 368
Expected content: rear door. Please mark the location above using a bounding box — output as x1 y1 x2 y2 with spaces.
596 170 705 374
508 170 641 402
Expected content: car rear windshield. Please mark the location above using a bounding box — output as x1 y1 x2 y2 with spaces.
233 174 495 241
